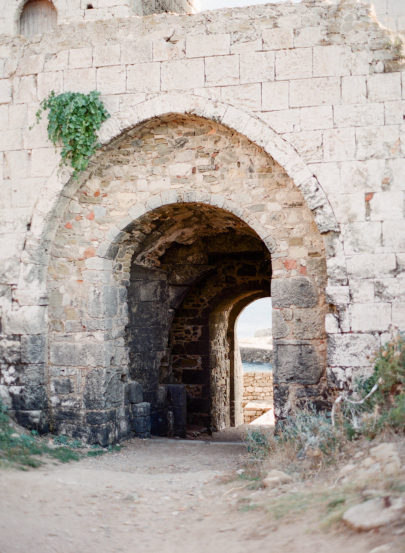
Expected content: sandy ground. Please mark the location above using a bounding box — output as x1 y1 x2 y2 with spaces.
0 437 401 553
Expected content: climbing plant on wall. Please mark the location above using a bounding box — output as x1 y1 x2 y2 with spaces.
35 90 110 178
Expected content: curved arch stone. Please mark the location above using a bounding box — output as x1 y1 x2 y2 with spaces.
23 93 341 292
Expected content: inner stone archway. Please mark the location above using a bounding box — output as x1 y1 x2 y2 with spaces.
125 203 271 436
44 113 328 444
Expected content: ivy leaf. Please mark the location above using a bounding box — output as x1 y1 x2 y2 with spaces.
34 90 110 178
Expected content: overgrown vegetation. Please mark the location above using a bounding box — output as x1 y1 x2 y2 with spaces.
0 399 118 470
343 333 405 437
243 334 405 469
35 90 110 178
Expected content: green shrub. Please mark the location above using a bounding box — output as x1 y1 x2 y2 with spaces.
277 408 339 458
245 428 271 460
342 333 405 437
35 90 110 178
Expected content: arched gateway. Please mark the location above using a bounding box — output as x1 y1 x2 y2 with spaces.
19 104 336 444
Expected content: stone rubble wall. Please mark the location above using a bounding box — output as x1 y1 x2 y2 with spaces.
243 371 273 423
243 371 273 403
0 0 404 441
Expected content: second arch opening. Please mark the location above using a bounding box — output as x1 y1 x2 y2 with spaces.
124 202 271 436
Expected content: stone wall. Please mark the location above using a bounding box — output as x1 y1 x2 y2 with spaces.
243 371 273 423
243 371 273 403
0 0 404 443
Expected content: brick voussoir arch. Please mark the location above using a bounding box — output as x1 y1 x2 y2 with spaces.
21 93 342 291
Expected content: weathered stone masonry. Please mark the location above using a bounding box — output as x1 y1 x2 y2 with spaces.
0 0 404 443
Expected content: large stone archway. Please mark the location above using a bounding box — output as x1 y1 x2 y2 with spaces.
39 114 328 443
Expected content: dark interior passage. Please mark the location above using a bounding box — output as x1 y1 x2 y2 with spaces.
124 203 271 435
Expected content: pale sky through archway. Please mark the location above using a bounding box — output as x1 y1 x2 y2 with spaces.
236 298 272 339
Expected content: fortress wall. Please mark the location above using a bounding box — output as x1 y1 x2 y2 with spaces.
0 0 403 438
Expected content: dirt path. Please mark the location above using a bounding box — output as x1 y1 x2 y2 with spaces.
0 438 397 553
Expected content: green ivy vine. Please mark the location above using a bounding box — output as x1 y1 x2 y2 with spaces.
35 90 110 178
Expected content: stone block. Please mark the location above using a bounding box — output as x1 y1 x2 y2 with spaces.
356 125 401 160
126 381 143 404
31 148 60 177
262 28 293 50
384 100 405 124
313 45 351 77
327 334 380 367
186 34 230 58
383 220 405 251
292 308 325 339
132 415 151 437
339 159 386 194
0 129 22 151
275 48 312 80
166 384 187 438
368 73 401 102
44 51 69 72
84 369 123 410
299 106 333 131
21 334 46 364
122 39 153 64
37 71 63 101
4 306 46 335
51 378 74 395
221 83 261 110
0 79 11 104
347 253 396 278
334 103 384 128
369 191 403 221
205 55 239 86
323 128 355 162
50 343 83 367
293 26 324 48
64 68 96 93
93 44 120 67
342 75 367 104
230 38 262 55
351 303 391 332
392 302 405 327
97 66 126 95
240 51 274 84
290 77 341 107
274 342 324 384
0 339 20 364
132 401 150 417
127 62 161 92
284 130 323 162
161 58 204 90
10 385 46 411
16 54 44 76
69 48 93 68
342 222 382 254
262 81 289 111
13 75 36 104
4 150 30 179
272 277 318 308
